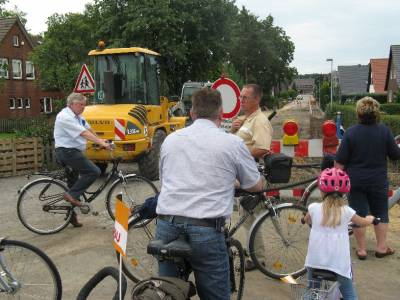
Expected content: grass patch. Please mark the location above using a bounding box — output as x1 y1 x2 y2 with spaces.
0 133 16 140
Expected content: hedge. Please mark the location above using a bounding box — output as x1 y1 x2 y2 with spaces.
325 103 400 135
380 103 400 115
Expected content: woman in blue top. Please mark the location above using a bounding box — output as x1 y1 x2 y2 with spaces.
335 97 400 260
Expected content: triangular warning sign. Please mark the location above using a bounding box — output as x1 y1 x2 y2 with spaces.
74 64 95 93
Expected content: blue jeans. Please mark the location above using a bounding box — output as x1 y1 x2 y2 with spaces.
156 218 230 300
55 148 100 199
307 268 358 300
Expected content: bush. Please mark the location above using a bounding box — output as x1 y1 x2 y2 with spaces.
381 115 400 136
325 103 400 135
380 103 400 115
340 93 387 104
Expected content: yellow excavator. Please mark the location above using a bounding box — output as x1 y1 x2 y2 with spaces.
82 43 186 180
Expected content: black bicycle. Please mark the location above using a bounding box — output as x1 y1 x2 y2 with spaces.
17 154 158 235
146 231 245 300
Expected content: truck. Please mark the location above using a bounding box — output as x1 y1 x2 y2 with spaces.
82 44 186 180
170 81 210 118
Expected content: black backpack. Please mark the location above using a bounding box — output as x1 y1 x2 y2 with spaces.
131 276 196 300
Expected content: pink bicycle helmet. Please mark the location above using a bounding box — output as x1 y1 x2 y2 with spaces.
318 168 351 194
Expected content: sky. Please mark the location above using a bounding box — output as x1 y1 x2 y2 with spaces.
5 0 400 74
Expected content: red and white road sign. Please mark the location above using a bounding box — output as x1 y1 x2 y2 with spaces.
211 77 241 119
114 119 126 141
74 64 95 93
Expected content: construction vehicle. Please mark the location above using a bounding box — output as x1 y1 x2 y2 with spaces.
82 43 186 180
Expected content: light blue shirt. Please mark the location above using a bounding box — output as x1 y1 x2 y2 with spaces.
156 119 260 219
54 107 90 151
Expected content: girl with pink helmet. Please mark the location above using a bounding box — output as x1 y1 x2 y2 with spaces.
303 168 379 300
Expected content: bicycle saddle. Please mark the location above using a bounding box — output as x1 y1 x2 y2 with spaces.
147 236 192 259
311 269 337 281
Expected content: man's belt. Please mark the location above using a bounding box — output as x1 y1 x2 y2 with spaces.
158 214 225 229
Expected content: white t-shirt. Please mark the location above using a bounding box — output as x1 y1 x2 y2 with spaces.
305 202 356 279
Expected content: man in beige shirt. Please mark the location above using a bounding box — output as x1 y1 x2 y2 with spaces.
231 83 273 271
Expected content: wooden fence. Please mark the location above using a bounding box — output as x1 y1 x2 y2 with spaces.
0 138 57 177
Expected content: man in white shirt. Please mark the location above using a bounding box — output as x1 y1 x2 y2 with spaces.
54 92 110 227
156 88 264 300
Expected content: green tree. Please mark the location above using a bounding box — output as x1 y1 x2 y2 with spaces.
30 13 96 93
0 0 27 24
229 8 295 96
86 0 238 94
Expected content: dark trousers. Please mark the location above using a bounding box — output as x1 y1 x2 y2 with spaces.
55 148 100 200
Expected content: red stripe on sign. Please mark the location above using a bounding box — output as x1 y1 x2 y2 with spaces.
293 189 305 197
388 190 393 197
265 191 279 197
114 119 126 140
295 140 309 157
270 140 281 154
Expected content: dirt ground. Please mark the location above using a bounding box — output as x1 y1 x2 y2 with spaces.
1 170 400 300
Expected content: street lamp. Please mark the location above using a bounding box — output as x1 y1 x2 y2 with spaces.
326 58 333 106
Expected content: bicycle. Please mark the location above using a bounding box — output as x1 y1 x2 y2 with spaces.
77 266 127 300
17 146 158 235
117 187 310 282
146 230 245 300
290 269 341 300
0 237 62 299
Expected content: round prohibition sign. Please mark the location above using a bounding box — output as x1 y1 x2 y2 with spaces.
211 77 241 119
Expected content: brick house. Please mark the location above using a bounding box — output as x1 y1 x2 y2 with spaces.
384 45 400 102
0 17 63 119
367 58 389 94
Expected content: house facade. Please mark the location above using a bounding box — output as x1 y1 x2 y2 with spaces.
367 58 389 94
384 45 400 102
0 17 63 119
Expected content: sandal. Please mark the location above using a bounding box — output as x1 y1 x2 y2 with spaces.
356 250 367 260
375 247 395 258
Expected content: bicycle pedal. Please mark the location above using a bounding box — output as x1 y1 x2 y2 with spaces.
80 204 91 214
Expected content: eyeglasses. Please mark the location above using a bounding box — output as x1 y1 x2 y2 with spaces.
239 95 254 101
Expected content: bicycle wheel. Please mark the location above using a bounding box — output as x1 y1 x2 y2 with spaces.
116 216 158 282
229 238 245 300
0 239 62 300
106 174 159 221
249 204 309 279
17 178 72 234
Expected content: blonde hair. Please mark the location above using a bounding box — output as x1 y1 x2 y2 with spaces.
356 96 380 124
321 193 347 227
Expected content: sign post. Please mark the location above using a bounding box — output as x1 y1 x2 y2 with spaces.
74 64 95 94
113 194 129 300
211 77 241 132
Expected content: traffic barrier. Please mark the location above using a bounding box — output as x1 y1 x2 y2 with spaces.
271 139 331 158
266 188 395 199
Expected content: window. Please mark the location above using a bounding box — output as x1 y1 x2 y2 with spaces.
40 97 52 113
9 98 15 109
17 98 23 109
13 35 19 47
24 98 31 108
12 59 22 79
0 58 8 78
26 61 35 79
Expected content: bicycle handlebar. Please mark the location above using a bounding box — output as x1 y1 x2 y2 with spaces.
76 267 127 300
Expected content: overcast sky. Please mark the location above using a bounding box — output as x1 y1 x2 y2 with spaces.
5 0 400 74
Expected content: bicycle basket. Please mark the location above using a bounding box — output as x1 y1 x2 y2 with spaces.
264 153 292 183
290 276 340 300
